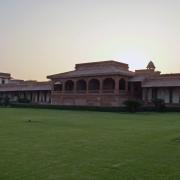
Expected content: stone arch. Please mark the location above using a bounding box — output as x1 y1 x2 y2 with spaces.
119 78 126 90
65 80 74 91
54 81 63 91
88 79 100 91
103 78 115 90
76 79 87 91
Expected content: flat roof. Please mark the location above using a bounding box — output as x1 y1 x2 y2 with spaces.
48 60 133 79
0 82 52 92
0 72 11 78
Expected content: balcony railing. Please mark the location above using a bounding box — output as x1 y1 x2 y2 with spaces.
88 90 100 94
76 90 86 94
53 89 117 94
53 91 63 94
102 90 115 94
119 90 127 94
64 90 74 94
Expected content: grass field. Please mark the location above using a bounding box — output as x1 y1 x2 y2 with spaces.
0 108 180 180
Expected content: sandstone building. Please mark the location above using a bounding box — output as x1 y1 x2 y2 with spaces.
0 60 180 106
0 75 51 104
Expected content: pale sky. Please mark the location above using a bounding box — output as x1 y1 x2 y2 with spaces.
0 0 180 80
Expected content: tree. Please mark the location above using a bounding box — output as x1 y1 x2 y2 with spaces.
152 99 166 112
123 100 142 113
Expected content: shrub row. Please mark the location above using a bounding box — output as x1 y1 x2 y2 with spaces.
3 102 180 112
1 98 180 112
9 103 126 112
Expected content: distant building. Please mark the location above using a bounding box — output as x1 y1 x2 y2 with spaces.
47 60 180 106
0 60 180 106
0 74 51 104
0 73 11 84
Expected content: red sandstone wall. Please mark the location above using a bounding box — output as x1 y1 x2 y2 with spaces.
51 93 128 107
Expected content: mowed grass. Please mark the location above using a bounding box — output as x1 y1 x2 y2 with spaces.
0 108 180 180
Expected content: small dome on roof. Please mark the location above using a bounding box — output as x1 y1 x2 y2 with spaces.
147 61 156 70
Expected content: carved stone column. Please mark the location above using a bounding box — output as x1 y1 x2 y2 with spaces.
114 77 119 95
125 78 128 92
145 88 148 103
74 79 77 93
169 87 173 104
62 80 65 94
99 78 103 94
86 79 89 94
85 79 89 94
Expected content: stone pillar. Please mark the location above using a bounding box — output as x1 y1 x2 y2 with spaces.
85 79 88 94
42 91 46 103
115 77 119 95
87 79 89 94
99 78 103 94
74 79 77 93
62 80 65 93
125 79 128 92
169 88 173 104
143 88 148 103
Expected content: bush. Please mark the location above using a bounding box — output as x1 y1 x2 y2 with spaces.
123 100 142 112
0 97 3 105
1 96 10 106
152 99 166 112
10 103 127 112
18 98 31 103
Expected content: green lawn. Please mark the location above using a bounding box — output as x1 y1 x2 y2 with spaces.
0 108 180 180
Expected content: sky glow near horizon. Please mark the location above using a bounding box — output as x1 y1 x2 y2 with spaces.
0 0 180 80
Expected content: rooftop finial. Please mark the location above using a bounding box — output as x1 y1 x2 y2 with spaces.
147 61 156 70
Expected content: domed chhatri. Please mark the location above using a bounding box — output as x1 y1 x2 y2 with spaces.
147 61 156 70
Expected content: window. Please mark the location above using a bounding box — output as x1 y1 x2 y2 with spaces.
119 78 126 90
54 82 63 91
65 80 74 91
76 79 87 92
88 79 100 91
103 78 115 90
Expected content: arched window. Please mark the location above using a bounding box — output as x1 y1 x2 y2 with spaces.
76 79 87 92
65 80 74 91
119 78 126 90
88 79 100 91
103 78 115 90
54 81 63 91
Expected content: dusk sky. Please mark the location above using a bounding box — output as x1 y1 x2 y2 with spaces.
0 0 180 80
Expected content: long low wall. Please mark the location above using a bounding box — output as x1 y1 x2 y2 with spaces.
51 92 129 107
7 103 180 112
